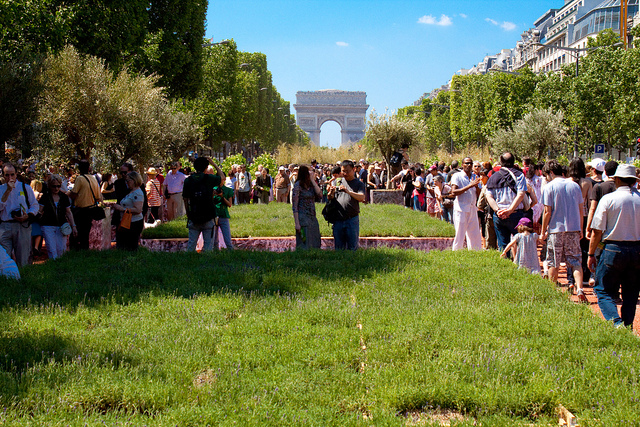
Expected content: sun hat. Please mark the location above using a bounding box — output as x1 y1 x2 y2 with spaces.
611 164 639 180
588 158 606 172
517 217 532 228
146 167 157 175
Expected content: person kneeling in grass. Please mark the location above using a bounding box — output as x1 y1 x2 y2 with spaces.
501 217 541 275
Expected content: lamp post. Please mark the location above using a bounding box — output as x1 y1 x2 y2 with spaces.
202 39 230 48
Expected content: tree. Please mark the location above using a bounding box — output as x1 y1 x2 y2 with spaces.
0 0 70 63
450 74 490 149
364 110 421 186
193 40 240 150
147 0 207 99
490 107 567 160
0 52 44 153
38 45 201 168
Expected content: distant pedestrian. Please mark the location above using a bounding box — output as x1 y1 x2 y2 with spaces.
163 162 186 221
450 157 482 251
292 165 322 250
540 159 585 301
145 167 162 223
327 160 365 250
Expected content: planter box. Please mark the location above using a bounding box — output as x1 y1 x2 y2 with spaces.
371 189 403 205
140 236 454 253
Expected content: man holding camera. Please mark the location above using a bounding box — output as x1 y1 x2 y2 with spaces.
0 163 39 266
327 160 366 250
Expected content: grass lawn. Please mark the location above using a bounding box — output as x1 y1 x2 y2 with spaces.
1 249 640 425
141 203 455 239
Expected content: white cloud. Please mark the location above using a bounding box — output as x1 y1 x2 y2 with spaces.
418 14 453 26
459 13 468 19
336 41 349 47
485 18 517 31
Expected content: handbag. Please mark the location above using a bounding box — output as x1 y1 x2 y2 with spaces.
321 197 347 224
60 222 73 236
81 175 106 220
119 209 132 230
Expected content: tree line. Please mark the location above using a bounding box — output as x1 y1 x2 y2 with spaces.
0 0 305 170
396 29 640 162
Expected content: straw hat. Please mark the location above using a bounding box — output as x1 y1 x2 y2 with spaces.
146 167 157 176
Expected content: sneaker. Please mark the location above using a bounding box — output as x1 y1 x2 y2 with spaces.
568 284 575 295
577 289 589 303
588 278 596 287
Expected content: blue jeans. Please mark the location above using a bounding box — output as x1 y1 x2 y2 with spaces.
214 217 234 250
333 215 359 250
441 206 453 224
413 195 424 211
493 209 526 252
594 242 640 327
187 219 215 251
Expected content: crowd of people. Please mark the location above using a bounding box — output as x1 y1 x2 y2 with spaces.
0 152 638 330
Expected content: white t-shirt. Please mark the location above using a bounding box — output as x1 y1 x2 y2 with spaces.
450 172 478 212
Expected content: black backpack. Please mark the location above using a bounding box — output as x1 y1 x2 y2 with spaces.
185 175 215 224
389 151 403 167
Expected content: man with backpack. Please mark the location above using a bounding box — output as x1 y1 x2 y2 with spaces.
485 152 529 252
183 157 223 251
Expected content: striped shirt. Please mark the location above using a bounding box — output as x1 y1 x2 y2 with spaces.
145 178 162 207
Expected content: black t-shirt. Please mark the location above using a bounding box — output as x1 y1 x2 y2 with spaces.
589 180 616 203
183 173 219 223
401 171 414 195
40 192 71 226
335 177 366 218
446 168 460 183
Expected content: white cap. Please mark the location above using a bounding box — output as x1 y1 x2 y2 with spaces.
588 158 606 172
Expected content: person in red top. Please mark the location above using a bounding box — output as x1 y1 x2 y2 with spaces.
145 167 162 223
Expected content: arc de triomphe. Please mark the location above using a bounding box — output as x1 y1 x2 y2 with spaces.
294 90 369 146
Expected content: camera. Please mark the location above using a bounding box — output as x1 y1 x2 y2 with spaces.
213 186 223 195
10 208 23 218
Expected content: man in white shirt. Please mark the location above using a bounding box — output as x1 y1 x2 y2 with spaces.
0 164 39 266
588 164 640 328
450 157 482 251
163 161 187 221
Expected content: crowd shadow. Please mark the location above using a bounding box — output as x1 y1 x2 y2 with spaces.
0 247 417 309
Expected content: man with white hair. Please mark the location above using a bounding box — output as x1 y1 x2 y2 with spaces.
588 164 640 328
274 166 291 203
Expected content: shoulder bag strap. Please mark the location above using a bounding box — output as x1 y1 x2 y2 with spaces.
82 175 98 205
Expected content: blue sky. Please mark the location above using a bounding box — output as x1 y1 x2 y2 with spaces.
206 0 559 147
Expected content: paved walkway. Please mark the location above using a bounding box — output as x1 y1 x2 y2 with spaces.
547 259 640 334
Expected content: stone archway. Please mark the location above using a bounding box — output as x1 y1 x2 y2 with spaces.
294 90 369 146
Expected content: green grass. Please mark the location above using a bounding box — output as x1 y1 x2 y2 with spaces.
141 203 455 239
1 249 640 425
